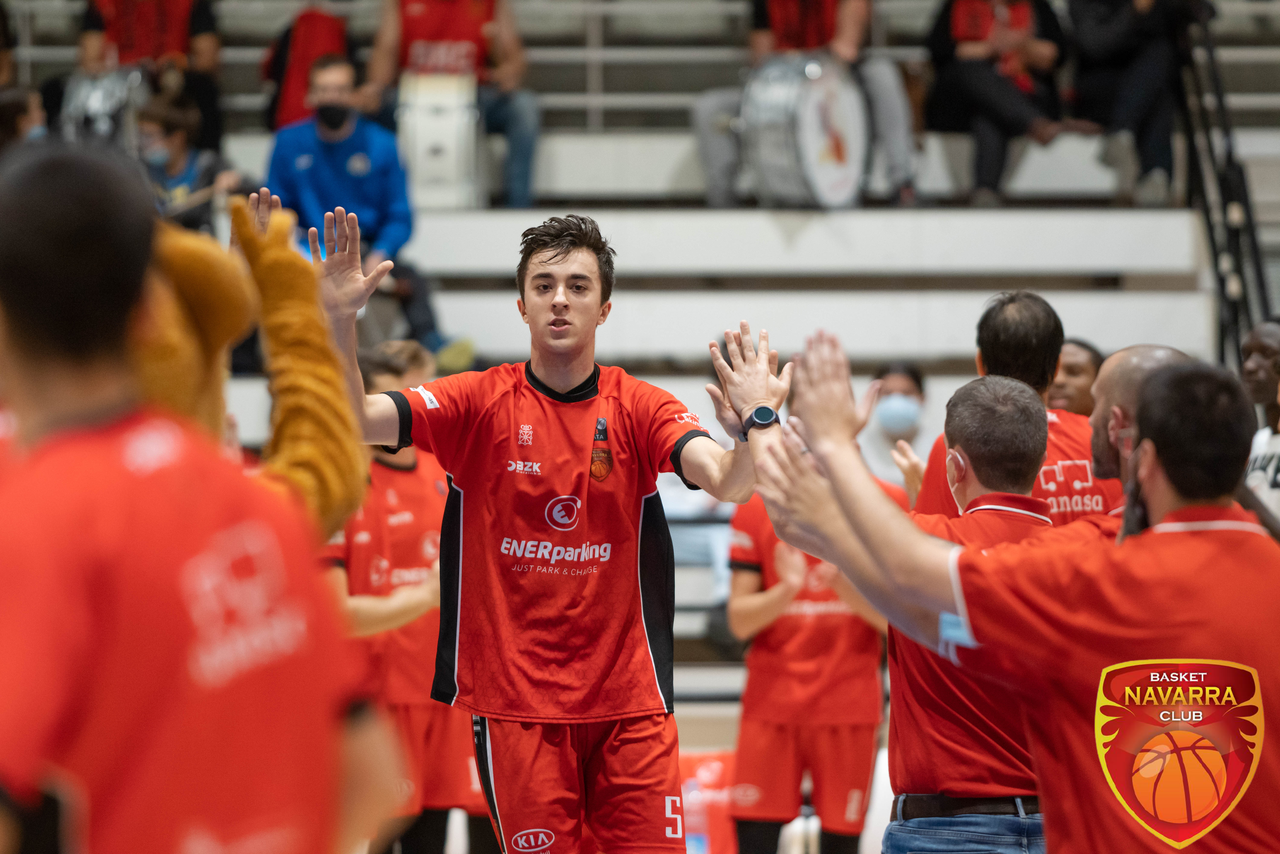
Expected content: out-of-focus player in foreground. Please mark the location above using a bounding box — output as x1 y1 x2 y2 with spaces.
0 146 400 854
726 504 885 854
762 331 1280 853
914 291 1123 523
327 342 499 854
318 211 790 851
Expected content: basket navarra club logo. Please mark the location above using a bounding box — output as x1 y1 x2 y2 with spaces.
1095 659 1264 848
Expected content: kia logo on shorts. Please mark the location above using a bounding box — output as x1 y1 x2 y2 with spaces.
545 495 581 531
511 829 555 853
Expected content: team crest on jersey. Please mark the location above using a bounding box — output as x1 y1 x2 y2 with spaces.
519 424 533 446
1095 659 1264 848
591 448 613 482
594 417 608 441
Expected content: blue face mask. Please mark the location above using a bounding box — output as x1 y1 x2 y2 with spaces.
25 125 46 141
875 393 922 438
142 146 170 168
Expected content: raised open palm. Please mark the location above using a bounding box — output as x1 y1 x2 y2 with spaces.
308 206 394 318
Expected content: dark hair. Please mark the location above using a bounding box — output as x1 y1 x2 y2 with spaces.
1136 363 1253 501
944 376 1048 493
976 291 1064 394
0 145 155 361
1063 337 1105 374
516 215 616 303
0 86 34 151
137 94 201 141
310 53 356 83
873 360 924 395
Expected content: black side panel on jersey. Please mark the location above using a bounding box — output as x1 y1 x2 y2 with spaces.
638 492 676 712
382 390 414 452
431 476 464 705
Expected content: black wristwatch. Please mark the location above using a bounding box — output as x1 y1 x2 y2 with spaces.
738 405 780 442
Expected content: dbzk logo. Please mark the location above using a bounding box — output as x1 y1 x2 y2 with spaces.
545 495 580 531
511 829 555 853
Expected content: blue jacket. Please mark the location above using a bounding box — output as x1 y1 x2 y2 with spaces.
266 117 413 259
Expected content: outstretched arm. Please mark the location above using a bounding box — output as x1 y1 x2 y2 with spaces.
309 208 399 446
786 332 957 643
324 567 440 637
678 322 792 503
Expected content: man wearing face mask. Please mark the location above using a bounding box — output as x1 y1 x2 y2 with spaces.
267 53 412 279
860 361 927 488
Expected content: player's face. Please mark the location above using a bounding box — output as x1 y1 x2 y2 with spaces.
518 247 612 357
1047 343 1098 416
1240 325 1280 405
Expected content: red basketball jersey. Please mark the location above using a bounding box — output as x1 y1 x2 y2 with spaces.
399 0 495 77
0 411 350 854
388 362 711 722
729 494 883 725
889 493 1051 797
914 408 1124 524
953 505 1280 852
373 454 450 704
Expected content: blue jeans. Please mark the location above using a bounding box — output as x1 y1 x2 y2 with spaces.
882 807 1045 854
476 84 539 208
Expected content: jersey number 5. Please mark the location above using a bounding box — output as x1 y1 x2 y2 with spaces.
665 796 683 838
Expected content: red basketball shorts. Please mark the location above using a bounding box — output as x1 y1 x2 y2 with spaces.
472 713 687 853
387 702 488 817
730 720 878 836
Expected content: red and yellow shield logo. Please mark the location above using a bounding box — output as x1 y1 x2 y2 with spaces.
1095 659 1264 848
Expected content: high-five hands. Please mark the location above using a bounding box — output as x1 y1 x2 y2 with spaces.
309 206 395 318
707 321 793 439
790 331 874 454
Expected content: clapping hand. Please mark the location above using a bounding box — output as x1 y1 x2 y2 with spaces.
707 322 793 439
309 206 395 319
790 331 876 453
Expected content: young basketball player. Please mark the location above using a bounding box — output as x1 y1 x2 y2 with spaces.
315 210 790 851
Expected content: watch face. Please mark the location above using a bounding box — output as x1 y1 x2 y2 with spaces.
752 406 777 425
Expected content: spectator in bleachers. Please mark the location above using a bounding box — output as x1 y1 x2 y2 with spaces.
695 0 918 207
1242 321 1280 518
267 54 413 278
1047 337 1104 416
138 95 241 235
0 86 46 151
1070 0 1176 206
925 0 1067 206
861 361 929 487
359 0 539 208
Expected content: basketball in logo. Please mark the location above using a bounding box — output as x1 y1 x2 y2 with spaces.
1131 731 1227 824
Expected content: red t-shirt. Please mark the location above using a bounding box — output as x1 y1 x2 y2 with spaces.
760 0 840 50
914 409 1124 524
389 362 711 722
889 493 1051 797
953 505 1280 852
400 0 494 77
374 454 450 704
0 411 350 853
729 494 883 725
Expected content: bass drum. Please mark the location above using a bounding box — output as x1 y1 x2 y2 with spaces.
741 52 871 209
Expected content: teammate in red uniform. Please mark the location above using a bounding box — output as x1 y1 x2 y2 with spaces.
317 211 789 852
726 498 885 854
913 291 1123 524
761 376 1057 853
327 342 500 854
0 147 398 854
765 333 1280 854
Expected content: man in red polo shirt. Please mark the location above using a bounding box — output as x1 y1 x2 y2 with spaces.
768 332 1280 853
726 497 885 854
317 209 789 852
913 292 1123 524
0 147 392 854
760 376 1056 853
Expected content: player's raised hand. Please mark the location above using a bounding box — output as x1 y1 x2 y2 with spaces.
708 321 793 431
309 206 394 319
791 331 865 449
228 186 281 254
890 439 926 508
